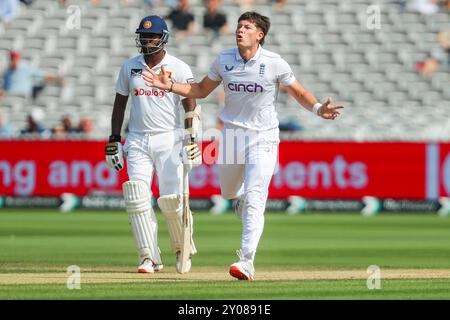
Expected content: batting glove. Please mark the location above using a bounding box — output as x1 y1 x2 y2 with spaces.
105 142 124 171
182 142 202 168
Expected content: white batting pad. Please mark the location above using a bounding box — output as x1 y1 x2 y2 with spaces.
158 194 197 255
123 181 162 265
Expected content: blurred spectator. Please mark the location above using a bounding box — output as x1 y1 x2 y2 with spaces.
52 123 66 139
408 0 440 14
273 0 287 12
234 0 254 11
415 31 450 77
396 0 408 11
166 0 196 39
0 0 19 26
438 31 450 66
0 110 17 138
0 51 64 100
77 117 94 137
52 115 79 138
416 55 440 78
143 0 177 7
20 108 51 138
440 0 450 10
203 0 228 39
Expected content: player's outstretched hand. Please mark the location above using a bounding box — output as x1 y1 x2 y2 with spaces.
318 97 344 120
143 65 172 91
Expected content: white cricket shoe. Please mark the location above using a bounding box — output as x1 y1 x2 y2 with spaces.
137 258 154 274
176 252 192 273
229 250 255 281
153 263 164 272
234 196 244 220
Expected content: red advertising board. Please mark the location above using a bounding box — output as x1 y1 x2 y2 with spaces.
0 140 449 199
426 143 450 199
0 141 128 196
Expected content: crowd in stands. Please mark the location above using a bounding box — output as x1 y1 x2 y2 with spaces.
0 50 64 100
1 0 449 139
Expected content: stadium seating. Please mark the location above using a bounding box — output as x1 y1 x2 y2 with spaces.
0 0 449 140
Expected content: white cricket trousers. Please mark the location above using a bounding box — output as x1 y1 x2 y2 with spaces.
123 130 183 195
218 126 279 262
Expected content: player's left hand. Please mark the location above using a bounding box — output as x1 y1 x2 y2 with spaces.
318 97 344 120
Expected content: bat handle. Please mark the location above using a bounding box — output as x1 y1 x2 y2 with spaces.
183 164 190 195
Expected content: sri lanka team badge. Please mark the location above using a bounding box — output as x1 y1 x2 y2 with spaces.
143 21 152 29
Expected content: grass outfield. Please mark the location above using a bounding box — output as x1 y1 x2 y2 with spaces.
1 209 450 299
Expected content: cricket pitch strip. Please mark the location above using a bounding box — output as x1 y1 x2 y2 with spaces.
1 266 450 285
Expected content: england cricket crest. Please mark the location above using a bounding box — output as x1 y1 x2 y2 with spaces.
259 63 265 76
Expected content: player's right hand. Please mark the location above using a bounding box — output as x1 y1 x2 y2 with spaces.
105 142 124 171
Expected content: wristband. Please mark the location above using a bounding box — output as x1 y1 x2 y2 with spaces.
312 103 322 116
165 80 174 93
109 134 121 142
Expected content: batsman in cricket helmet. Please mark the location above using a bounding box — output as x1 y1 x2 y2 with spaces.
135 15 170 55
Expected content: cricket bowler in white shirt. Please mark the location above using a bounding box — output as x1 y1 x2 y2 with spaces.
144 12 344 280
105 16 201 274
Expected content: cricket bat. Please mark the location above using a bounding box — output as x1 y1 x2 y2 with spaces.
179 163 191 274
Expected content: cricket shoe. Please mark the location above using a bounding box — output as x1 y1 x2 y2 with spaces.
234 196 244 220
229 250 255 281
176 252 192 273
138 258 154 273
153 263 164 272
138 259 164 274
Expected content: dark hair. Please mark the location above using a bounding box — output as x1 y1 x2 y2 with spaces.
238 11 270 45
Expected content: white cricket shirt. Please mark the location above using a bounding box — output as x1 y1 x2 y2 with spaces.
207 45 296 131
115 51 194 134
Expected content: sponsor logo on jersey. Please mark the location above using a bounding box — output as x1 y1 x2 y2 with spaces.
131 69 142 77
134 88 165 97
225 65 234 72
227 82 264 93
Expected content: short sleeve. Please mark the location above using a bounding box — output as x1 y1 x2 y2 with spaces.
177 63 195 84
207 55 222 82
115 63 129 96
277 57 296 86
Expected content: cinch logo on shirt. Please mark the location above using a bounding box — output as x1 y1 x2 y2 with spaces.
227 82 264 93
134 88 165 97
